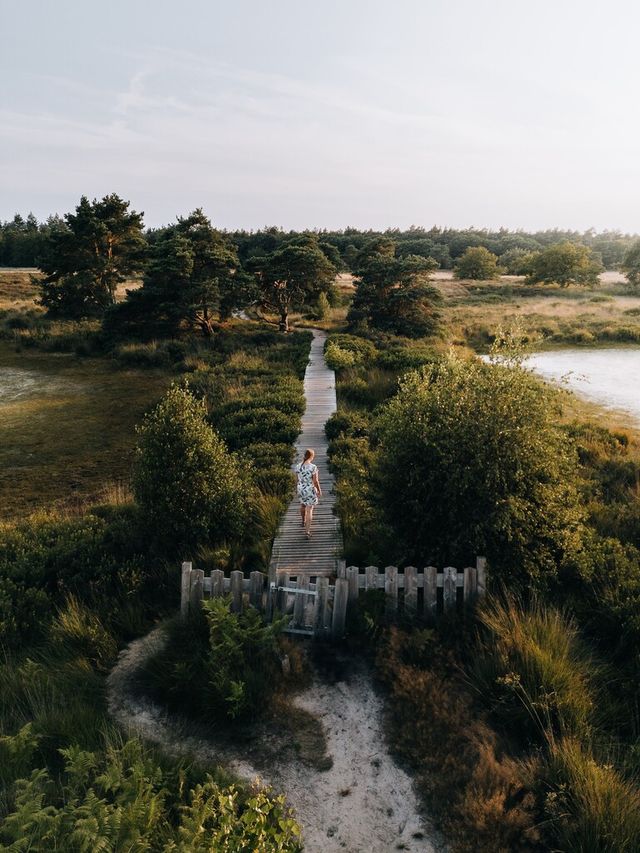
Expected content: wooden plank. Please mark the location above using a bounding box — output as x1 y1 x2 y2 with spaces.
181 561 192 619
463 567 477 604
385 566 398 618
293 575 309 626
211 569 225 599
337 560 347 579
477 556 487 597
347 566 359 604
332 578 349 638
189 568 204 615
424 566 437 622
404 566 417 617
249 571 264 610
443 566 456 613
365 565 379 592
230 570 244 613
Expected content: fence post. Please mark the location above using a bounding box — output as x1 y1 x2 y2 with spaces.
249 571 264 611
404 566 417 617
476 557 487 597
181 562 192 619
189 568 204 614
347 566 360 604
230 570 244 613
443 567 456 613
211 569 225 599
337 559 347 579
365 565 379 592
463 567 477 604
293 575 308 626
332 578 349 639
385 566 398 618
315 577 330 636
425 566 437 622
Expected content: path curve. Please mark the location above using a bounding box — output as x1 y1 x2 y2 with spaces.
107 626 445 853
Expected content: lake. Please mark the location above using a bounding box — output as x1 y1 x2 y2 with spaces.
525 349 640 425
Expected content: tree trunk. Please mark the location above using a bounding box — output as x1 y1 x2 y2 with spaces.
279 310 289 332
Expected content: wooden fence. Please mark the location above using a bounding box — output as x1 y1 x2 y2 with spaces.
180 558 486 639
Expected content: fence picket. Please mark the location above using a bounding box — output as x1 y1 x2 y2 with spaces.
181 562 192 619
189 569 204 613
365 565 379 592
249 571 264 609
347 566 360 604
332 578 349 638
443 567 456 612
385 566 398 617
404 566 417 616
230 570 243 613
425 566 437 622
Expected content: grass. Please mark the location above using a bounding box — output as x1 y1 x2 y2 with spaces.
0 343 173 518
438 277 640 352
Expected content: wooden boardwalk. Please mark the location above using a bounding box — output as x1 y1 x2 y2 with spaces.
269 329 342 579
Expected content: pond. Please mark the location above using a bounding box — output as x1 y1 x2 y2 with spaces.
524 349 640 425
0 367 77 405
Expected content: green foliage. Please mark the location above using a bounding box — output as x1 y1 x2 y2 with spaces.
39 194 145 317
105 209 243 339
315 291 331 320
454 246 501 280
348 241 441 337
542 738 640 853
324 341 357 370
470 595 604 742
0 736 301 852
621 239 640 287
526 242 603 287
133 385 249 555
248 238 336 331
375 353 585 583
142 598 285 722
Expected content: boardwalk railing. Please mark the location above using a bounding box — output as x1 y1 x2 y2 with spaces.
180 558 486 639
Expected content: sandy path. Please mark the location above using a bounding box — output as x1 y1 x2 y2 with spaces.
107 626 445 853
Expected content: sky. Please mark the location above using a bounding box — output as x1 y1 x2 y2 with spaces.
2 0 640 231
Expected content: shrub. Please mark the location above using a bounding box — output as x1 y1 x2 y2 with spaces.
142 598 286 721
324 341 357 370
454 247 501 280
133 385 249 554
375 353 585 583
324 410 371 441
216 406 300 448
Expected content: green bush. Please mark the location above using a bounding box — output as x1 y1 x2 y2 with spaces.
134 384 250 555
324 410 371 441
216 406 300 448
324 341 357 370
375 353 585 583
142 598 286 721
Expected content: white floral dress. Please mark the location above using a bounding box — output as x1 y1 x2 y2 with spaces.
296 462 319 506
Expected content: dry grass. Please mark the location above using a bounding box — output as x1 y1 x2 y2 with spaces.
0 269 42 310
0 343 172 518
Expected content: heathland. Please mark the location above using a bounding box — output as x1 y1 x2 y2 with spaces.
2 210 640 851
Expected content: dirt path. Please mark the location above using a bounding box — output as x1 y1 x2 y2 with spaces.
107 626 445 853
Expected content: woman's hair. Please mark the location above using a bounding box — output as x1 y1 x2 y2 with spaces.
303 448 315 462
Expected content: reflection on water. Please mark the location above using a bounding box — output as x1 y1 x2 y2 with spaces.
0 367 77 405
525 349 640 424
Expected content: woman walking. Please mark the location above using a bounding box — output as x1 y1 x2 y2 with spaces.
296 448 322 538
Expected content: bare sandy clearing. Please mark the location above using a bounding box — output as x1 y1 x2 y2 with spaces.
107 625 445 853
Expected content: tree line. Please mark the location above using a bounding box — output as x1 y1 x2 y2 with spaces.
8 194 640 340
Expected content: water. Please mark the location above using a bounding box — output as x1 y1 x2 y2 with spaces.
0 367 77 405
525 349 640 424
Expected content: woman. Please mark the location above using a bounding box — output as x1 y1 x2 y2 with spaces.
296 448 322 538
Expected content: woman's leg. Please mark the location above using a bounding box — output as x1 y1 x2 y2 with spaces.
300 504 305 526
305 506 314 536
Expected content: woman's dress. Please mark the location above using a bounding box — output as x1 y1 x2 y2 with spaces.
296 462 318 506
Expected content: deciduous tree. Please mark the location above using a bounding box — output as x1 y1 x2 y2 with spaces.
454 246 501 280
525 242 603 287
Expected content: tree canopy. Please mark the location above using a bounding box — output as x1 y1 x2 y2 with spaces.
248 238 336 331
454 246 501 280
621 239 640 287
525 242 603 287
39 195 146 317
348 239 441 337
105 209 242 337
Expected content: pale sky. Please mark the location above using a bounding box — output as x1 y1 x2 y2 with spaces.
2 0 640 231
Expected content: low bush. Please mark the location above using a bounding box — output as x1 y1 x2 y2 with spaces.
324 410 371 441
142 597 288 721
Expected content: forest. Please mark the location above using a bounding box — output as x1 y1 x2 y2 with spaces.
1 193 640 851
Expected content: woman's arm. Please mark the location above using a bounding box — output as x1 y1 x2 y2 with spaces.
313 470 322 497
